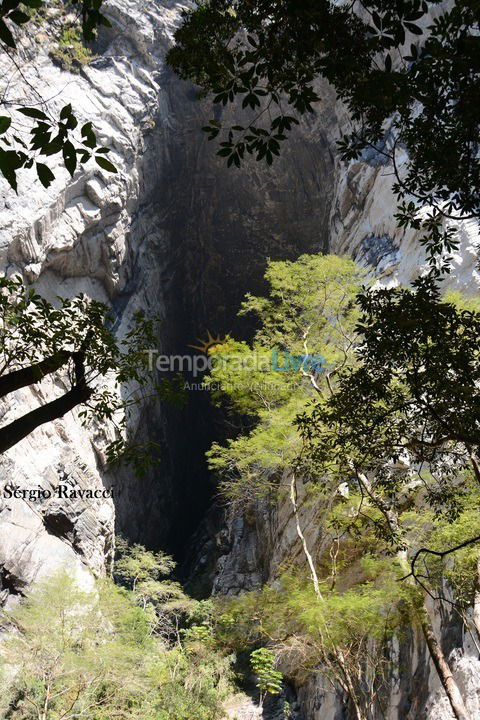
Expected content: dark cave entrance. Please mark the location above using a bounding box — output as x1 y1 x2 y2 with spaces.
156 127 334 569
116 74 335 571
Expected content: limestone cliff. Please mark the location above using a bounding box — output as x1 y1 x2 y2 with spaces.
0 1 479 718
0 0 176 596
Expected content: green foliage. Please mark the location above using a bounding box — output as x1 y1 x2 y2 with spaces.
297 277 480 525
115 537 177 588
443 288 480 313
0 553 235 720
114 537 196 637
218 563 413 710
0 571 151 720
0 0 110 48
412 490 480 607
168 0 479 221
0 0 116 190
250 648 282 705
206 254 364 503
0 276 162 473
50 24 94 72
203 254 480 714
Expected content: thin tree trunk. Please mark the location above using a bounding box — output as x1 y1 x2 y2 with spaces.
473 553 480 637
418 602 471 720
42 683 51 720
289 474 368 719
0 383 92 453
334 648 369 720
0 351 70 398
289 473 321 599
397 549 471 720
467 447 480 488
358 473 472 720
290 470 471 720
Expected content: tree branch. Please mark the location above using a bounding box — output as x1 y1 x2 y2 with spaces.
0 351 70 398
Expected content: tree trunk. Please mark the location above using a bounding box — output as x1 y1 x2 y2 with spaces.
42 683 51 720
0 383 92 454
0 351 70 398
289 475 370 718
289 473 321 599
398 538 471 720
473 554 480 638
334 648 369 720
418 602 471 720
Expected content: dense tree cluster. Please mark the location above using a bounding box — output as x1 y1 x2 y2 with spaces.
0 541 234 720
208 254 480 720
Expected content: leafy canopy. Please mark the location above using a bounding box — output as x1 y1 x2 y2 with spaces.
0 550 235 720
297 277 480 521
205 254 364 502
250 648 283 705
168 0 480 220
203 253 480 715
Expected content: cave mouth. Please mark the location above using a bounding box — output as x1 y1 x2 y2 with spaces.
159 300 260 569
162 377 226 567
115 82 335 569
158 238 328 572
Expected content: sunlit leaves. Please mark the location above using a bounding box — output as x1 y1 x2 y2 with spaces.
297 278 480 524
1 566 232 720
206 254 364 502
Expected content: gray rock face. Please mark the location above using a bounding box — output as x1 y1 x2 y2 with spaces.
0 2 479 719
0 0 180 589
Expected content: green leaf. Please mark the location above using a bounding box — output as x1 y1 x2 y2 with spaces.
12 135 26 147
21 0 42 7
36 162 55 188
2 0 20 11
95 155 117 173
17 107 49 121
372 11 382 29
81 121 97 149
62 141 77 176
9 10 30 25
60 104 72 121
405 22 423 35
0 148 22 191
0 117 11 134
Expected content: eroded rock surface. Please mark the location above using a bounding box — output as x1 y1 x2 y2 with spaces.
0 2 479 719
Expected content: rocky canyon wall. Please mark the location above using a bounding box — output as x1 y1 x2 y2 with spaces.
0 0 338 592
0 1 479 718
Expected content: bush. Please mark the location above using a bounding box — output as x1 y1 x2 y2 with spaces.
50 25 94 72
0 549 235 719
